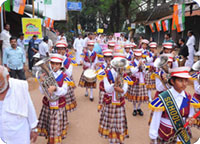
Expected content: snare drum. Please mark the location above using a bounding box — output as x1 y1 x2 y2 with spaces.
83 69 97 82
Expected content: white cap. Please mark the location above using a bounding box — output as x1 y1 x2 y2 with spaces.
141 39 149 44
50 53 64 63
56 40 68 48
169 66 191 78
149 42 157 48
103 49 113 56
108 41 116 46
163 42 173 49
134 49 142 56
87 40 95 46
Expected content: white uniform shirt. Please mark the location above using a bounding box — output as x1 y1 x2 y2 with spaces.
0 29 11 50
39 41 49 56
83 50 98 70
149 87 195 140
0 84 38 144
194 80 200 94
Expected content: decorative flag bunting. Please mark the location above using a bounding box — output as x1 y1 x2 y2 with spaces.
13 0 26 15
43 17 54 29
149 23 155 32
155 20 162 32
172 3 185 32
162 19 170 32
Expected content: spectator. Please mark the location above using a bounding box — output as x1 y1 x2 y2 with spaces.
73 34 84 65
185 30 196 67
3 36 26 80
178 38 188 66
0 23 11 54
39 36 49 58
57 32 67 41
163 33 174 43
17 32 25 51
28 35 38 71
0 65 38 144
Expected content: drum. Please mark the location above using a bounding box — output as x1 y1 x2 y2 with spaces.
83 69 97 83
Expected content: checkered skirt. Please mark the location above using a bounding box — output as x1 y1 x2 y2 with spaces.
145 72 156 90
78 71 96 88
98 104 129 143
37 104 68 144
65 76 77 112
125 84 149 102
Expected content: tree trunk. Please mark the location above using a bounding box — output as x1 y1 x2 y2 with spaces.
115 0 120 32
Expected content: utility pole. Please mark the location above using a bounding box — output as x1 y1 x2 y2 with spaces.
32 0 35 18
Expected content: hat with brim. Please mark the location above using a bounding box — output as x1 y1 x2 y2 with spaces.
56 40 68 48
87 40 95 46
141 39 149 44
103 49 113 57
149 42 157 48
163 42 173 49
134 49 142 56
169 66 191 79
108 41 116 47
50 53 64 63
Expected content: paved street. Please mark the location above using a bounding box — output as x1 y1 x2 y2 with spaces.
28 65 199 144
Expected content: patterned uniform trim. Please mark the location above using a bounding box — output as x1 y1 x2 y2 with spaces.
148 97 165 111
190 97 200 108
64 77 75 87
98 125 128 142
66 101 77 111
97 54 104 58
38 127 68 143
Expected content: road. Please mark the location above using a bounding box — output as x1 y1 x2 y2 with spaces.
28 65 199 144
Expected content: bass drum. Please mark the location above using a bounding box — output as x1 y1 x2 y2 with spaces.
83 69 97 83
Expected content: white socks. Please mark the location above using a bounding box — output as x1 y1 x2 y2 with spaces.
148 90 152 102
90 88 93 99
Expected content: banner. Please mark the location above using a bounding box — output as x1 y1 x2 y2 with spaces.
13 0 26 15
155 20 162 32
22 18 42 40
149 23 155 32
97 28 104 33
162 19 170 32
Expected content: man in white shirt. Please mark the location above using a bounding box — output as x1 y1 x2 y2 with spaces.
39 36 49 58
0 65 38 144
73 34 84 65
185 30 196 67
0 24 11 58
17 33 25 52
83 33 93 49
57 32 67 42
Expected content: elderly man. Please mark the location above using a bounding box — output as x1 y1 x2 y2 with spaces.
0 66 38 144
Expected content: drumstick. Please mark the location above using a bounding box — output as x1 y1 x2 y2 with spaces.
184 110 200 128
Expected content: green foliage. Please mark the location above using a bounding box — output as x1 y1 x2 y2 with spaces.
55 0 141 35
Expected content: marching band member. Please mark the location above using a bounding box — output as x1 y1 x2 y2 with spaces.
37 53 72 144
192 61 200 129
55 40 77 112
98 53 129 144
149 67 199 144
124 43 133 61
79 40 98 101
154 53 178 99
107 40 116 51
141 39 149 52
130 42 137 53
126 49 148 116
161 42 174 55
145 42 157 102
97 49 113 112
